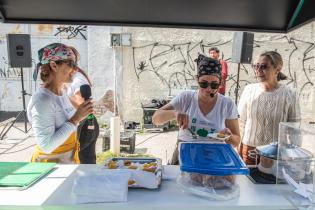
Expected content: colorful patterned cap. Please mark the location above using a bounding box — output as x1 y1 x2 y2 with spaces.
195 54 222 79
38 43 76 64
33 43 76 81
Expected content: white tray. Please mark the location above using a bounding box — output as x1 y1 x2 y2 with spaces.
104 157 162 189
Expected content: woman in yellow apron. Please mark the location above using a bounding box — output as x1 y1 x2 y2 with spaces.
27 43 93 164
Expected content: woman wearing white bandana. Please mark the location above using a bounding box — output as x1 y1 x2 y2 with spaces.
153 54 240 165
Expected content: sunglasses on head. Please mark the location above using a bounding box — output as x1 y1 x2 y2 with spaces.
253 63 269 70
198 81 220 89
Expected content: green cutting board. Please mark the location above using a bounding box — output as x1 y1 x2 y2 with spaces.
0 162 56 187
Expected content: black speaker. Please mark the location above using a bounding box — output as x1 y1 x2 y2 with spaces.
231 32 254 64
6 34 32 68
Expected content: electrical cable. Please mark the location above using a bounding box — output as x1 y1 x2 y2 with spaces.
135 133 162 146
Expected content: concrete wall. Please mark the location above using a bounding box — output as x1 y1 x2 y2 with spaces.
87 26 124 123
0 23 314 123
122 24 315 122
0 24 116 123
0 24 88 112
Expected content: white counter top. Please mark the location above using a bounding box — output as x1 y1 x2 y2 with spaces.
0 164 297 210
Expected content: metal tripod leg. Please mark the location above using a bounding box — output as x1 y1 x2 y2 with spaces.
0 117 17 140
0 68 31 139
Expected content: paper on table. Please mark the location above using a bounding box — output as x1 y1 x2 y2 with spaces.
72 169 131 203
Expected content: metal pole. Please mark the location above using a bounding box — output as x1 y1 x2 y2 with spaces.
20 67 27 132
113 48 117 116
110 47 120 155
235 63 241 105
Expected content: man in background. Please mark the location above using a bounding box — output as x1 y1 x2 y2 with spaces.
209 47 228 95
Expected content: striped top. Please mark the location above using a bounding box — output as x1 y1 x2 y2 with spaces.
238 83 300 147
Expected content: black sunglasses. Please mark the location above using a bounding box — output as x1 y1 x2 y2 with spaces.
198 81 220 89
55 60 78 69
253 63 269 70
66 60 78 69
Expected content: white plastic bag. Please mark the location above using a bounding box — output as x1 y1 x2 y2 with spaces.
72 169 131 203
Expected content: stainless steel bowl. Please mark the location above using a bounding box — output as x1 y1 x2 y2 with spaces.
249 142 313 180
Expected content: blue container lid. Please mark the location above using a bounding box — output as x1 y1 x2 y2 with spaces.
179 142 249 176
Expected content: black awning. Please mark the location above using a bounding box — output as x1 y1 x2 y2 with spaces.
0 0 314 33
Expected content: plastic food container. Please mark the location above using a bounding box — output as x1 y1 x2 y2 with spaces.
277 122 315 207
178 142 249 200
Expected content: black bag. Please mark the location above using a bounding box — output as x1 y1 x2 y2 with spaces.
77 117 100 164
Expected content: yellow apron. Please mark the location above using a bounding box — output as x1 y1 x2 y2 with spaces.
31 132 80 164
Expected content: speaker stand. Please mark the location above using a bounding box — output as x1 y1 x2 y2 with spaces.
234 63 241 105
1 68 31 139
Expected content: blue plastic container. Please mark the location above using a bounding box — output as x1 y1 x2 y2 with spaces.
179 142 249 176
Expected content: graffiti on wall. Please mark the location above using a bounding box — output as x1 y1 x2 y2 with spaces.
0 57 21 80
252 36 314 104
132 40 233 93
132 35 315 104
54 25 87 40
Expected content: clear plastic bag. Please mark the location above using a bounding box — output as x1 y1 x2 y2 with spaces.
72 169 131 203
177 172 240 200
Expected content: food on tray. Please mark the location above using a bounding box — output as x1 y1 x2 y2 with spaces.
142 162 157 173
104 158 162 189
107 160 118 169
128 165 137 170
128 179 136 185
149 162 157 166
142 167 156 173
106 159 158 173
217 131 225 138
124 160 132 166
143 162 157 167
189 173 235 189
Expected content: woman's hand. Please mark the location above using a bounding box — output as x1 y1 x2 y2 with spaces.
176 112 189 129
224 119 241 147
69 99 94 125
219 127 232 136
219 128 232 143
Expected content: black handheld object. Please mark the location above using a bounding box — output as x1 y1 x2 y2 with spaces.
80 84 94 129
80 84 92 100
